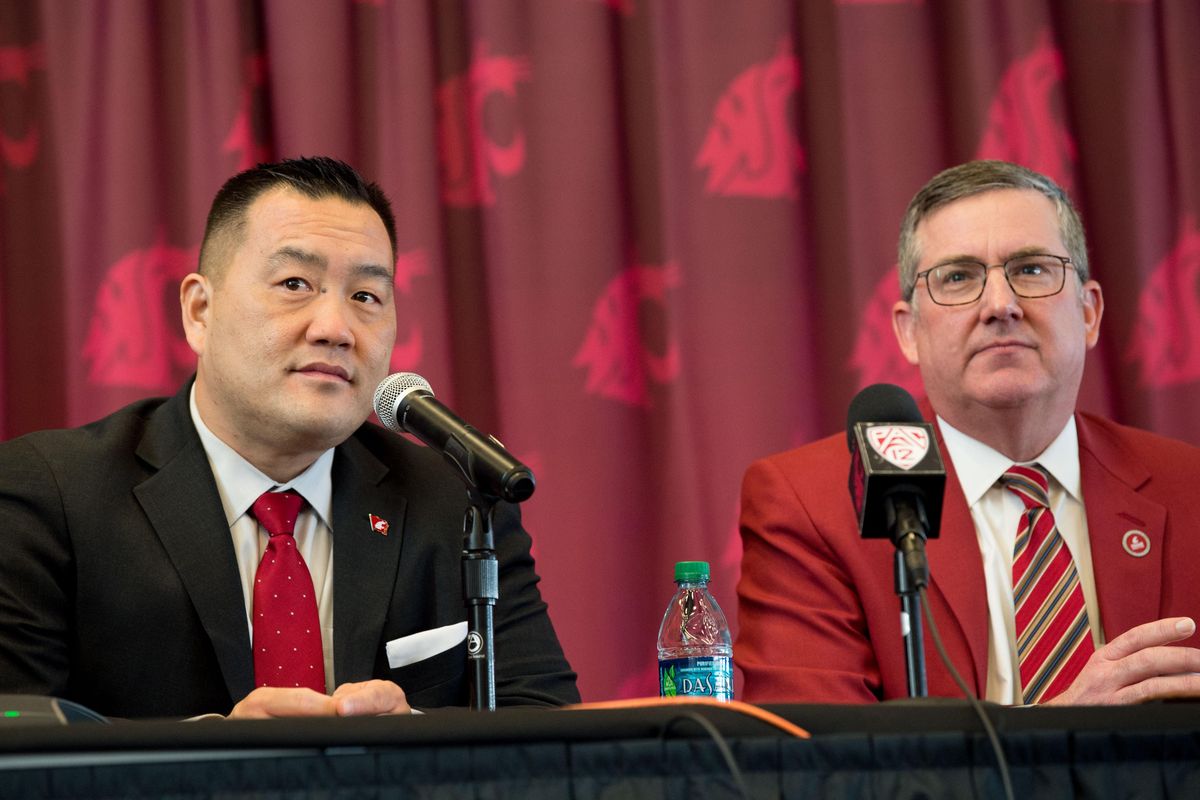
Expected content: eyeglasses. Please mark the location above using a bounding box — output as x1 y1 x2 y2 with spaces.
914 254 1074 306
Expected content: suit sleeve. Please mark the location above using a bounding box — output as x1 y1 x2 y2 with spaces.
0 438 74 696
735 455 885 703
490 501 581 706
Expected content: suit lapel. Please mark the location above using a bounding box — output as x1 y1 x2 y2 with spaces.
133 385 255 703
1076 414 1165 640
330 433 407 684
924 424 991 696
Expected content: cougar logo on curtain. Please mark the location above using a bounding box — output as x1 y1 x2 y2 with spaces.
573 261 682 408
0 42 46 193
867 425 928 470
1126 218 1200 388
849 269 923 396
437 42 531 207
82 236 198 390
221 54 270 172
695 38 804 198
389 249 430 372
975 30 1076 192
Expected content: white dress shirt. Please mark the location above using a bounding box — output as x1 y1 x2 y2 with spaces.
937 415 1103 704
189 387 336 692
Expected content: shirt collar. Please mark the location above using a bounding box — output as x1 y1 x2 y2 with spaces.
937 413 1081 505
189 385 335 529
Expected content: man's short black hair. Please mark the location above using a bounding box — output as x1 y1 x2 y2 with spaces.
199 156 397 280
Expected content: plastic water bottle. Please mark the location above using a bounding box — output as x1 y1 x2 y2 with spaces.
657 560 733 700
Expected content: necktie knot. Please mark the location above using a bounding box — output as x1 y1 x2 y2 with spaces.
1001 463 1050 510
251 490 304 537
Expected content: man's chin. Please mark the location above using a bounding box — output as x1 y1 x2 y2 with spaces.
278 411 368 452
968 378 1048 410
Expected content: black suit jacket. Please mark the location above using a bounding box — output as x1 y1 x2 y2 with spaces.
0 381 579 718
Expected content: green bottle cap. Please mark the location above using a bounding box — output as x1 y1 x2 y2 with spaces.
674 561 710 582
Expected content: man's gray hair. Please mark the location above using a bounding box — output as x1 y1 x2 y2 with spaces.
897 160 1088 302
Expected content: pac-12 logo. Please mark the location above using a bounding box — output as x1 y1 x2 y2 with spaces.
866 425 928 470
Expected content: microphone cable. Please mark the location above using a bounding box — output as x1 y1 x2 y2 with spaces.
920 587 1015 800
660 712 751 800
568 697 811 800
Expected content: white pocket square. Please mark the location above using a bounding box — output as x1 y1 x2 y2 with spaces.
385 621 468 669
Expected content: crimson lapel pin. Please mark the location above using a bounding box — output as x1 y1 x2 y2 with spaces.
1121 530 1150 557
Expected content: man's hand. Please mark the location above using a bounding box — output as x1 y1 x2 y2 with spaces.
331 679 411 716
1047 617 1200 705
229 680 411 718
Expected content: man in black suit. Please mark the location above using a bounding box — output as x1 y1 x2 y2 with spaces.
0 157 579 719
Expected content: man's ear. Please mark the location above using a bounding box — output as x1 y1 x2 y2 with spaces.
180 273 212 357
1080 279 1104 349
891 299 920 366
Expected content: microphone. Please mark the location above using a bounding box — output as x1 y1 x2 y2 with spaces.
846 384 945 585
373 373 536 503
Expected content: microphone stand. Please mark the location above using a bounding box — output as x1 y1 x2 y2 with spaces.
888 497 930 698
462 486 499 711
894 546 927 698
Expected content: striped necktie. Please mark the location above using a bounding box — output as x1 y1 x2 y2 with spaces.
1002 464 1094 703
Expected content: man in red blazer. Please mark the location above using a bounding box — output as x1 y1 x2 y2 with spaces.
737 160 1200 705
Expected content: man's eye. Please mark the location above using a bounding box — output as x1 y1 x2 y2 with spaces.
942 269 974 284
352 291 380 304
282 277 311 291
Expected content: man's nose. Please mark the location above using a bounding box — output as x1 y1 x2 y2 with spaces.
307 294 355 347
978 265 1022 319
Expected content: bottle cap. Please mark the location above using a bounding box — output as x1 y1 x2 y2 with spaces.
674 561 710 582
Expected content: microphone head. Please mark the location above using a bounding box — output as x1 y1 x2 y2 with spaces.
373 372 434 433
846 383 922 452
845 383 945 541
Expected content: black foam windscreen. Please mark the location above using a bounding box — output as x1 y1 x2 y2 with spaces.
846 383 923 452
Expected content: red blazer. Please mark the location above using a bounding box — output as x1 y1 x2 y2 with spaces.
736 410 1200 703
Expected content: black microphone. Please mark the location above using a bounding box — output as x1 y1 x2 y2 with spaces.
846 384 945 585
373 373 536 503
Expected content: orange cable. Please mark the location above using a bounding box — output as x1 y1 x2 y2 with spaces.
563 696 810 739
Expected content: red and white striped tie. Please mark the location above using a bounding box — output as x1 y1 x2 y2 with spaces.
1003 464 1094 703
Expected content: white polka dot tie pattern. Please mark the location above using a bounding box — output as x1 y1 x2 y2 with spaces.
250 490 326 693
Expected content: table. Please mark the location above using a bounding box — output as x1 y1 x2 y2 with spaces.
1 699 1197 798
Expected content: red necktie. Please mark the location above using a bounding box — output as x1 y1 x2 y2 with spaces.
1003 464 1095 704
250 490 326 693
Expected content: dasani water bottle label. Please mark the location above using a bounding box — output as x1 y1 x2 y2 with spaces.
659 656 733 700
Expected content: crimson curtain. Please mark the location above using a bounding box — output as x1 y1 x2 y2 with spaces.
2 0 1199 702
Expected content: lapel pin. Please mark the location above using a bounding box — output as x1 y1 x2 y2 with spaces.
1121 530 1150 558
368 514 390 536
